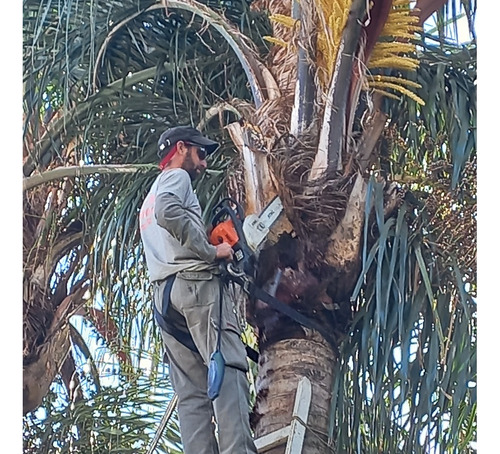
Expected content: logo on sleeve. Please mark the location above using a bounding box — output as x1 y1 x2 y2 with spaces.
139 193 156 231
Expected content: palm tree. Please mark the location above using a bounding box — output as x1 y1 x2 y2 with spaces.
23 0 476 452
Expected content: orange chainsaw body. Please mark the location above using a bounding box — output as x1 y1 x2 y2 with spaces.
210 219 239 247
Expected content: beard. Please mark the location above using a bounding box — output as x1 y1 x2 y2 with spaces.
182 150 204 181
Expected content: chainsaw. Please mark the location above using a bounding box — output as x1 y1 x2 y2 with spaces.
209 196 283 276
207 196 338 398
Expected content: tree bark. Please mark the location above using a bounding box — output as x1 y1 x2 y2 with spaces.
252 335 336 453
23 321 71 414
23 290 85 414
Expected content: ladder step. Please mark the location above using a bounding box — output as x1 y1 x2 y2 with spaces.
255 425 291 452
254 377 312 454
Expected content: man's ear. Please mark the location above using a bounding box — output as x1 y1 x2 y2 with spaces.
177 140 188 156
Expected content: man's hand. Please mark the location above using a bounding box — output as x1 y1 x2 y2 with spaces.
215 242 234 261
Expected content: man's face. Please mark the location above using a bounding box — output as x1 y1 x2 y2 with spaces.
181 143 208 181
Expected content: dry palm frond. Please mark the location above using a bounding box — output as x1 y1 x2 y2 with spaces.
252 94 295 148
267 126 352 249
226 150 247 208
268 44 299 94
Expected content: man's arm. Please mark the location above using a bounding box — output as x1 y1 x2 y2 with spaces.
155 190 217 263
154 170 233 263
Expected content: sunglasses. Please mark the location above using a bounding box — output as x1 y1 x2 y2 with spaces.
185 142 207 160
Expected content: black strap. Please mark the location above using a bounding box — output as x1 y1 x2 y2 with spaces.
229 274 339 355
245 344 259 363
153 275 199 353
216 278 223 351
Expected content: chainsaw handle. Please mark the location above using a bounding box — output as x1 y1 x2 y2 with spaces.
210 197 255 277
211 198 244 227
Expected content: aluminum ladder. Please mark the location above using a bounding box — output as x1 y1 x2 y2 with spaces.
254 376 312 454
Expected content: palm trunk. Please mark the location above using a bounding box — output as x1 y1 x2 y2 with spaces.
23 186 87 414
23 323 72 413
252 335 336 453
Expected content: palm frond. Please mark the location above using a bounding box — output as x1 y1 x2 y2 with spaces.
23 377 182 454
329 180 476 452
385 40 476 189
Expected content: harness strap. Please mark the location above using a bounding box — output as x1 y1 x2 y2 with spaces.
228 274 339 356
153 274 199 353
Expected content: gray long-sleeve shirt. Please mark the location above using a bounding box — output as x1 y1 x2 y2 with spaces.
139 168 218 282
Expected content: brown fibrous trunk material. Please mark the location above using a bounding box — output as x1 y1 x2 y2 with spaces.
252 336 336 454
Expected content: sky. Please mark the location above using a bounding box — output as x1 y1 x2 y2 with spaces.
9 2 494 453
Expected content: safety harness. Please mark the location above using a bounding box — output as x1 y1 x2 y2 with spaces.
152 274 197 352
152 273 260 363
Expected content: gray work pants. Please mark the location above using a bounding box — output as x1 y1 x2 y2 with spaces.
154 270 258 454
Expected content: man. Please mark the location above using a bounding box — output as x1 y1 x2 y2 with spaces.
139 125 258 454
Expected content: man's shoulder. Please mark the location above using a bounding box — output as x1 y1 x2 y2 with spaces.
158 168 191 188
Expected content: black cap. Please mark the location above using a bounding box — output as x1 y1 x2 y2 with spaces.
157 125 220 158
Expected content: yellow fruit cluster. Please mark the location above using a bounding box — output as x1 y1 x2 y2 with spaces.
263 0 424 104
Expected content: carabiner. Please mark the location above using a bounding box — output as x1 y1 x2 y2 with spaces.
226 262 245 278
